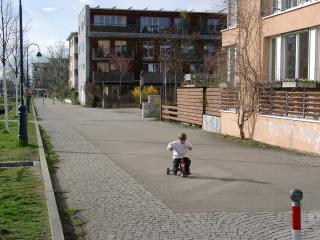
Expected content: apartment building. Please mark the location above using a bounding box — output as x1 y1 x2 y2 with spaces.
76 5 226 105
67 32 79 89
223 0 320 84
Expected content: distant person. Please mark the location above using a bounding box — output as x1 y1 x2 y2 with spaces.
167 133 192 175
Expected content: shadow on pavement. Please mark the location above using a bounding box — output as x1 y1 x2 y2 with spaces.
188 175 270 184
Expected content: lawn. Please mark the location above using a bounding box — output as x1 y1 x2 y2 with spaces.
0 97 50 239
0 98 38 163
0 97 20 121
0 168 50 240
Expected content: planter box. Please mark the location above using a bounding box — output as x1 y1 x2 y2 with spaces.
297 82 317 88
282 81 297 88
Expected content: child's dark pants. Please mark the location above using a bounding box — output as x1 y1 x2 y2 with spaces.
173 157 191 173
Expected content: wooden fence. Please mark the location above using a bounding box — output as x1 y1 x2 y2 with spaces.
221 88 236 110
260 91 320 120
161 105 178 121
177 88 204 125
205 88 221 117
161 87 223 126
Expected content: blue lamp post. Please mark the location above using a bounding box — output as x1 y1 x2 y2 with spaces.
26 43 42 112
18 0 27 144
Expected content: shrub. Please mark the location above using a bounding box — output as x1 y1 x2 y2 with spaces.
70 90 79 105
85 83 100 107
131 85 159 103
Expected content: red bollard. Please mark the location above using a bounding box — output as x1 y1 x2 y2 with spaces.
290 188 303 240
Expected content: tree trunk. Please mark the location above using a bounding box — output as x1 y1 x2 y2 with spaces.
239 124 245 139
3 63 9 132
15 78 18 116
238 111 246 139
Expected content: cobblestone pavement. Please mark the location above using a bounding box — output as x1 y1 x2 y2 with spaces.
35 100 320 240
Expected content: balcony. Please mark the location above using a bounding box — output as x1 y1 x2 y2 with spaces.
89 24 222 39
92 48 111 59
143 72 184 84
261 0 320 17
93 72 134 83
92 48 134 60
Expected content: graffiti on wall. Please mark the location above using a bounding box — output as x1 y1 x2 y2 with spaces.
203 115 221 133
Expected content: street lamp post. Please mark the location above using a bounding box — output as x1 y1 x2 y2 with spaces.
26 43 42 112
18 0 27 144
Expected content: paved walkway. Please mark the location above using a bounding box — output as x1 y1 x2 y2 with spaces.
35 99 320 240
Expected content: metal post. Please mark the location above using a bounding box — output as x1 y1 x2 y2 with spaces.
18 0 28 145
102 82 105 109
26 43 42 113
26 49 31 113
140 71 144 109
290 188 303 240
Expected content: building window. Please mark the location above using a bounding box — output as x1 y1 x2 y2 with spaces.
97 40 110 57
283 0 298 10
284 33 296 79
143 41 154 59
269 38 277 81
94 15 127 27
298 31 309 79
174 18 185 34
143 63 160 73
269 30 309 81
160 41 170 57
190 64 197 74
115 40 127 56
204 44 215 57
140 17 170 33
208 19 220 33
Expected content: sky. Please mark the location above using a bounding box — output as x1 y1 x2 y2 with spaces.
19 0 226 53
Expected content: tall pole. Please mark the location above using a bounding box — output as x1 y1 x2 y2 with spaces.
25 43 42 113
18 0 28 144
26 47 30 112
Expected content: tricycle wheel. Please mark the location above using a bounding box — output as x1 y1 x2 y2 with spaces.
166 168 170 175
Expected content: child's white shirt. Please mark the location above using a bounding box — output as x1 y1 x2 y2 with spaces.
167 140 192 160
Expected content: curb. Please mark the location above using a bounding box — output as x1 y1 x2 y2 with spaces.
33 103 65 240
0 161 34 168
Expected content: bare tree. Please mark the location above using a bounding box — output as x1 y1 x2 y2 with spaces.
0 0 15 132
109 52 132 106
45 41 69 97
233 0 263 139
203 48 228 87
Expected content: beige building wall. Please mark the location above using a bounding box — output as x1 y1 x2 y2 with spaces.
222 0 320 82
263 2 320 37
221 111 320 155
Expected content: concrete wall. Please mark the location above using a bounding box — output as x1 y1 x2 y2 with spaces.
202 115 221 133
221 111 320 155
78 6 90 105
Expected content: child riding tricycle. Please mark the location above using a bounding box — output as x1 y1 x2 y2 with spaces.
166 133 192 177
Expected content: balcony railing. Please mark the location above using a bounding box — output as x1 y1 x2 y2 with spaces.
93 72 134 83
261 0 320 17
92 48 134 60
90 24 222 36
92 48 111 59
143 72 184 84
